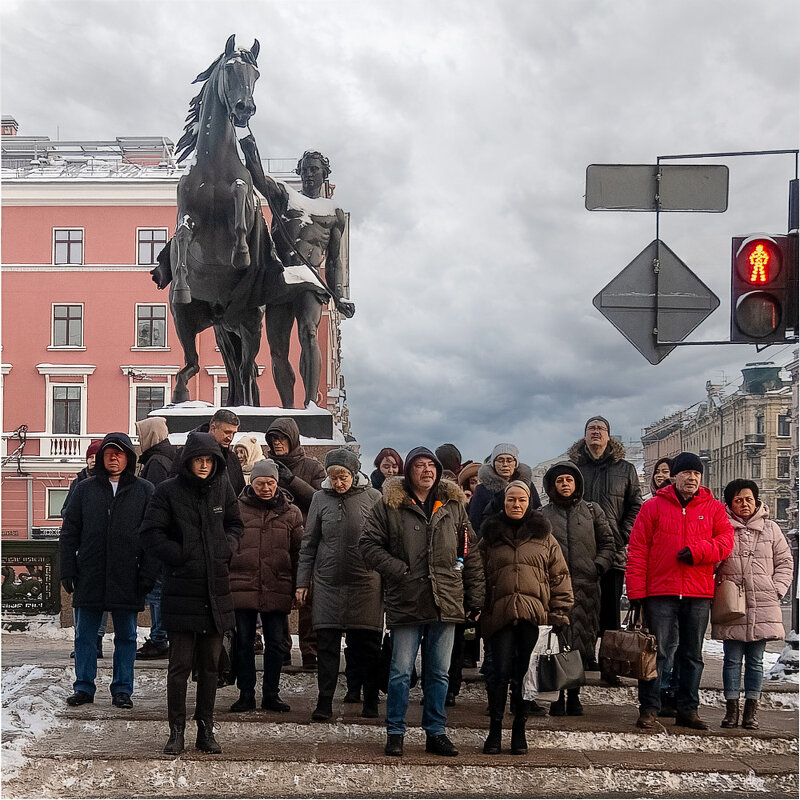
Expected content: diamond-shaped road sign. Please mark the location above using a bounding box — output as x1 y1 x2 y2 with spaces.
593 240 720 364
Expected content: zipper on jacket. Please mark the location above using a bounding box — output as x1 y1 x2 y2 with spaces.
679 505 687 599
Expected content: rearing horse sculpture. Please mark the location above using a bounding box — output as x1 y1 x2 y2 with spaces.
154 35 281 406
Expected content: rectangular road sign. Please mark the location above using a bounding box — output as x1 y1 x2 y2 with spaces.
586 164 729 212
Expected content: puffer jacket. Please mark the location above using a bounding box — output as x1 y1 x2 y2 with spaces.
478 510 573 639
711 503 793 642
296 474 383 630
139 433 243 634
626 485 734 600
60 432 158 612
568 438 643 570
360 469 485 628
468 461 542 532
230 485 304 613
266 418 325 516
541 461 615 663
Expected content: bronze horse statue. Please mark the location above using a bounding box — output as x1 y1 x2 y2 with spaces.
152 35 282 406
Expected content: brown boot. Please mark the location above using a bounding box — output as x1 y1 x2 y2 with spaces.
721 699 739 728
742 699 759 730
636 710 659 729
675 710 710 730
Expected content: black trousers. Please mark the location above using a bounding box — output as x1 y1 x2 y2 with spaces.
488 620 539 711
315 628 382 699
599 568 625 636
167 631 223 726
447 623 467 696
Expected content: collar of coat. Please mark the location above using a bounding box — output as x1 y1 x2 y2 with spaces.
381 475 466 510
568 437 627 466
481 509 551 546
476 461 533 494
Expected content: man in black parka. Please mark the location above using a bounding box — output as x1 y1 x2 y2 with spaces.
59 432 158 709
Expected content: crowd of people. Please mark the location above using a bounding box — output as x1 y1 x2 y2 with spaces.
59 412 794 757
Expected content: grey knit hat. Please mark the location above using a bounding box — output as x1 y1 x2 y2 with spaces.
491 443 519 465
325 447 361 478
585 416 611 433
250 458 279 481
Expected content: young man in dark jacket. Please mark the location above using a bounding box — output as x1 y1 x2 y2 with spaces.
140 432 243 755
59 433 158 710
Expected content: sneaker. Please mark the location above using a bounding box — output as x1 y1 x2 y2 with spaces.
385 733 404 757
425 733 458 757
66 690 93 707
136 639 169 660
112 693 133 709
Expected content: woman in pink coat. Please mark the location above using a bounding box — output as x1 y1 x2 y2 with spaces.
712 479 793 730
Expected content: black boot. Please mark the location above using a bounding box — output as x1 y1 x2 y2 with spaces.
230 691 256 712
483 717 503 755
96 635 104 659
361 688 379 719
195 720 221 754
510 713 528 755
742 699 759 730
566 687 583 716
549 690 566 717
262 693 291 712
163 724 185 755
311 695 333 722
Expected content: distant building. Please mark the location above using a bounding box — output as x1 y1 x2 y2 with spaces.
641 361 797 531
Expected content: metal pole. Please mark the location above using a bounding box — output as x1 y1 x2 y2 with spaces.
26 476 33 539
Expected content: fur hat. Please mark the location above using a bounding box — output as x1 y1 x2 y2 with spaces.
670 452 704 477
250 459 279 481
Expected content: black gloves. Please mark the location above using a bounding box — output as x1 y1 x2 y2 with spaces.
628 598 642 613
676 547 694 565
595 563 604 577
61 577 75 594
276 461 294 487
466 608 481 622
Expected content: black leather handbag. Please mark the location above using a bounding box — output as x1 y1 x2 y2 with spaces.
536 630 585 692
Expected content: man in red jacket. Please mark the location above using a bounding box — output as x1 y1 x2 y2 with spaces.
625 452 734 730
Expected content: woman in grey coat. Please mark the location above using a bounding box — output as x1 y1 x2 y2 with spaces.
296 448 383 721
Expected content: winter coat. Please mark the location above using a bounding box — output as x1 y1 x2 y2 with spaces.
60 433 158 612
468 461 542 533
230 486 304 613
296 474 383 630
541 462 615 663
360 474 485 628
138 439 176 487
266 418 325 516
478 510 573 639
61 466 92 515
568 438 643 570
711 503 793 642
234 435 265 484
626 485 734 601
139 433 243 634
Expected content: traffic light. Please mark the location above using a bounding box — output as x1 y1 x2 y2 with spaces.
730 233 798 343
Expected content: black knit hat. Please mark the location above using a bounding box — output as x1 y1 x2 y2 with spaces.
670 452 704 477
325 447 360 478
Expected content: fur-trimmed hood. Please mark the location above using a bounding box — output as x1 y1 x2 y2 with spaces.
568 437 627 466
480 508 552 546
477 461 533 494
380 475 466 510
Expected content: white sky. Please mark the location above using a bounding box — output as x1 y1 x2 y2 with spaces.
2 0 798 468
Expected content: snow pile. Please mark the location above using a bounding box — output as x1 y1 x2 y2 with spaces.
2 617 73 640
1 664 72 780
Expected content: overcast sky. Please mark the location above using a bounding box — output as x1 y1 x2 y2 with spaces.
2 0 798 468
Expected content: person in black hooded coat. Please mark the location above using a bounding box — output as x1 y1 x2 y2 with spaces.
139 432 243 756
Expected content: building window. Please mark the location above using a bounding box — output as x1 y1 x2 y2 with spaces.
136 304 167 347
137 228 168 266
53 229 84 265
777 455 791 479
220 386 230 407
52 304 83 347
52 386 82 434
46 488 70 519
135 386 166 421
775 498 790 520
751 458 761 479
777 414 791 437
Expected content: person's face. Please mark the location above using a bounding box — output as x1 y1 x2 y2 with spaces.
468 475 479 492
252 476 278 500
653 462 672 488
209 422 238 448
504 487 530 519
731 488 757 519
190 455 214 480
102 447 127 478
674 470 702 499
464 489 473 502
86 454 96 470
300 157 325 198
494 455 516 480
269 435 290 456
379 456 399 477
585 422 610 451
328 468 354 494
409 457 437 494
554 474 576 498
234 445 248 466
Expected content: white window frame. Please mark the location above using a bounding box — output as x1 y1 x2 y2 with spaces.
52 227 85 265
132 302 169 350
46 487 70 520
121 365 179 435
49 302 85 350
136 227 169 266
37 364 95 437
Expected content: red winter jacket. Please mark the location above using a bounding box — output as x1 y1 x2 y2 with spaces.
626 485 734 600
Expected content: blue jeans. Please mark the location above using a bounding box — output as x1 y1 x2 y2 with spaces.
74 608 138 697
723 639 767 700
386 623 455 736
235 609 287 696
145 575 168 646
638 596 710 715
73 608 108 638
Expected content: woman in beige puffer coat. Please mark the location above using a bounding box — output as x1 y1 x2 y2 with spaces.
712 479 793 730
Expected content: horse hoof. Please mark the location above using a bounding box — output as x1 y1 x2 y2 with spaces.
232 250 250 270
173 288 192 304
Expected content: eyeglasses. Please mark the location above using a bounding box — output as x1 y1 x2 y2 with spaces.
586 425 608 433
494 457 516 465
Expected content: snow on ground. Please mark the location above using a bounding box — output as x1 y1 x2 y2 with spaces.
3 618 154 646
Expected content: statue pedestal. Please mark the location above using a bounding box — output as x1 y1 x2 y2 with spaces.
153 401 335 440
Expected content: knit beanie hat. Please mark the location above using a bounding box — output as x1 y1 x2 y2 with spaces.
491 443 519 466
670 452 704 477
585 416 611 433
505 480 531 497
86 439 103 458
250 459 279 482
435 443 462 475
325 447 360 478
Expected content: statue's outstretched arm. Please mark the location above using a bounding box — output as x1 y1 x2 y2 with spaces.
239 134 286 212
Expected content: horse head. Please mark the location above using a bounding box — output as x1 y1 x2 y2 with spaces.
217 34 260 128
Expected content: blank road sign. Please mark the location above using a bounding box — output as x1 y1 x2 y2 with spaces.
586 164 729 212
